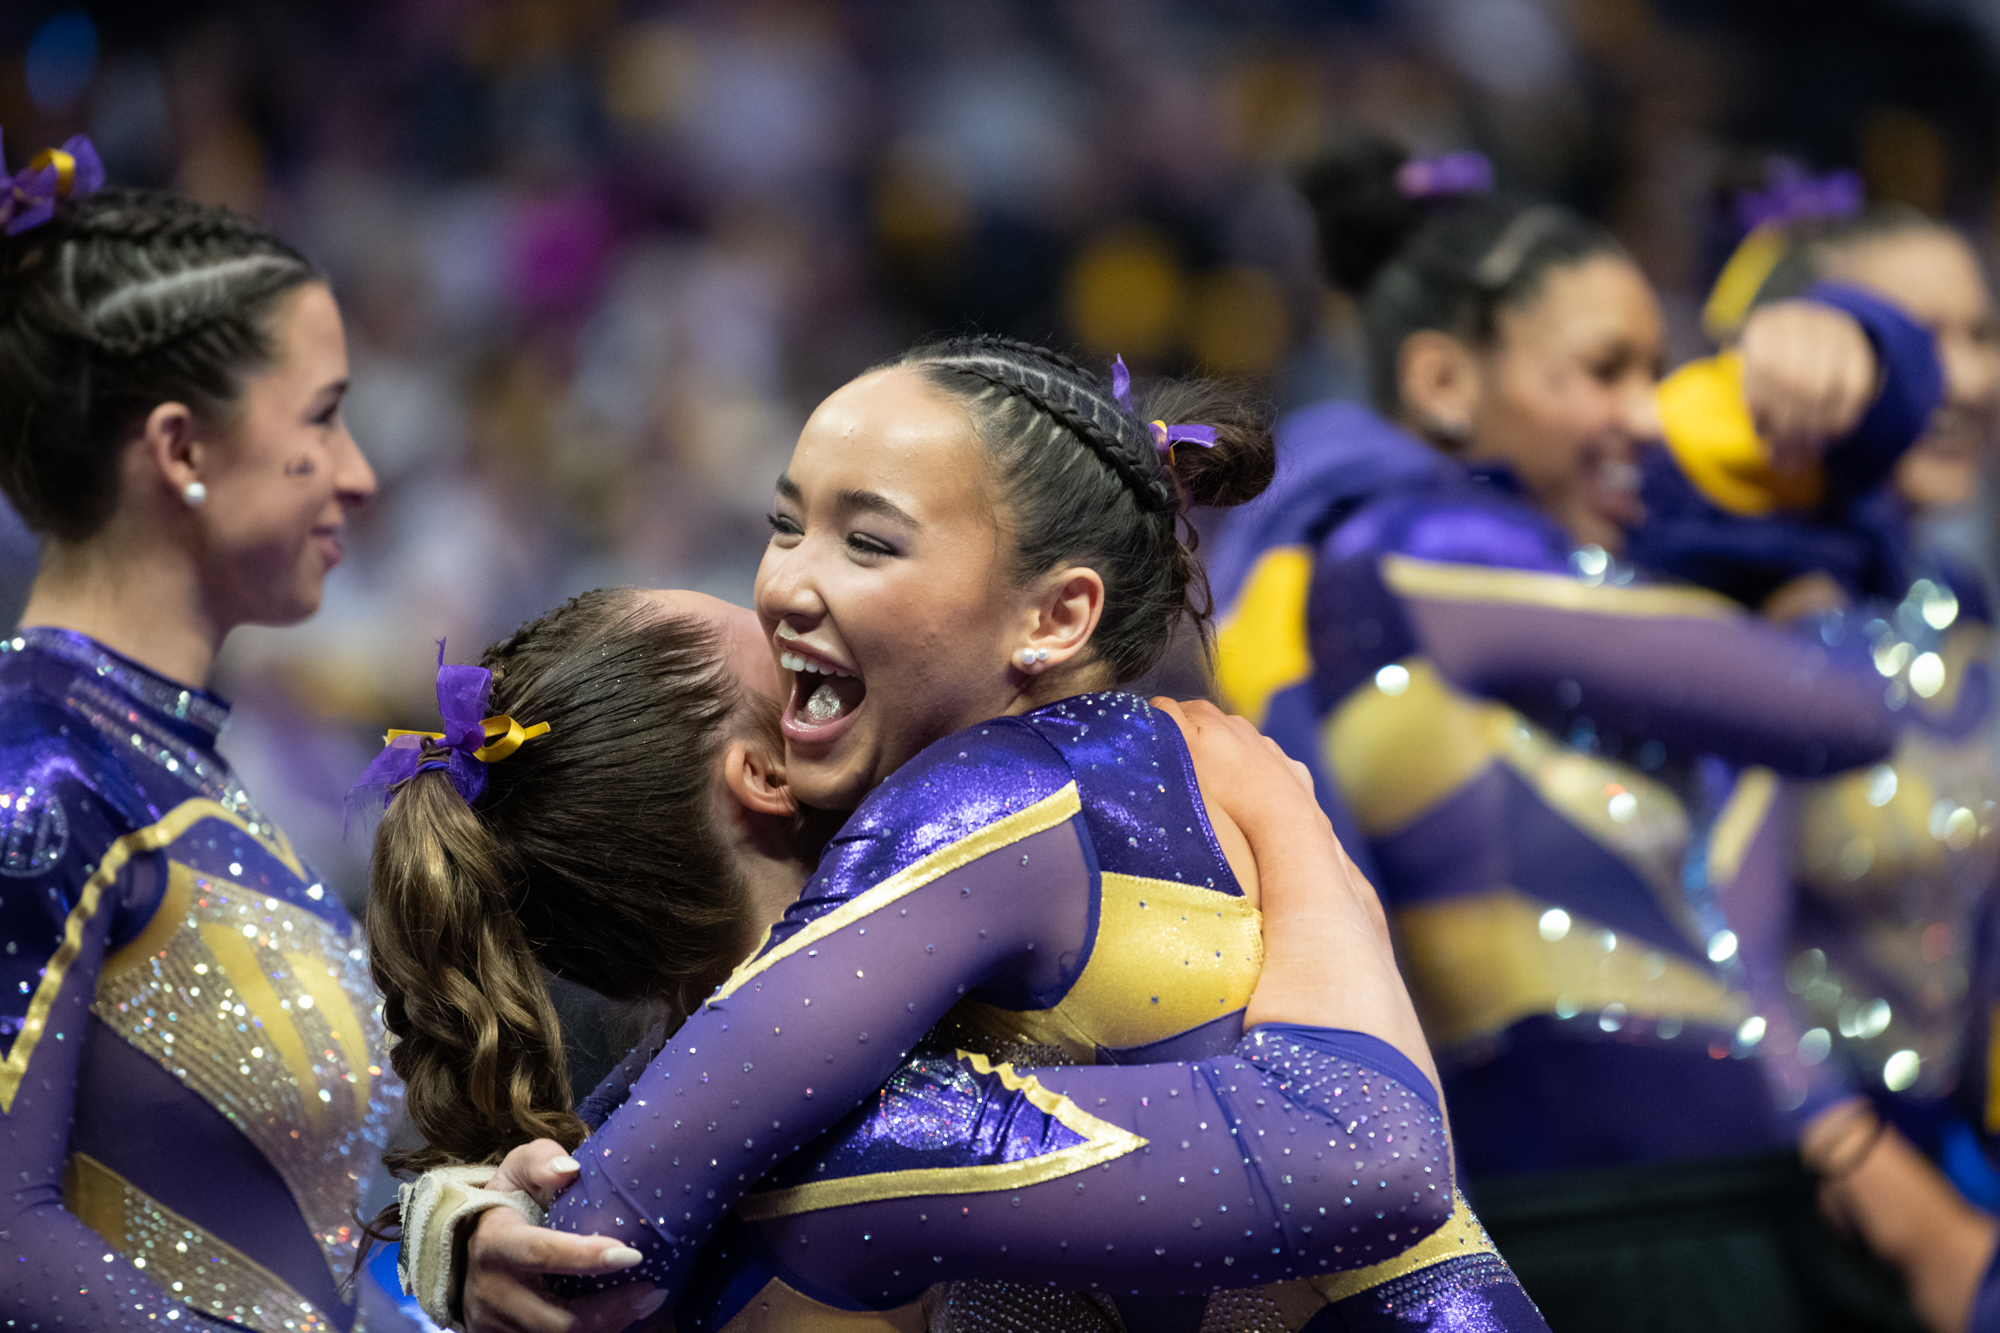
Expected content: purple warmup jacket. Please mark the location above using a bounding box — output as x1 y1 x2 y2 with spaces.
0 629 408 1333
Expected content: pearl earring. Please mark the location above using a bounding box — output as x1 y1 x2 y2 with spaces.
1016 647 1049 670
181 481 207 508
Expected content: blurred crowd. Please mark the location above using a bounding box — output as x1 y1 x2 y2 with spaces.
0 0 1996 895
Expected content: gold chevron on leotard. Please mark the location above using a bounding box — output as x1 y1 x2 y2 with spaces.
735 1050 1145 1221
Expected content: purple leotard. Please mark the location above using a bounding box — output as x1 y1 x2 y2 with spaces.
544 694 1546 1329
0 629 408 1333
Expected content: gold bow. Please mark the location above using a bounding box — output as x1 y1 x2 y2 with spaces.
27 148 77 197
384 715 552 764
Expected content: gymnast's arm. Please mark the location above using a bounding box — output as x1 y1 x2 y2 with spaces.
533 721 1112 1298
453 707 1462 1323
1318 526 1901 776
0 775 235 1330
752 701 1452 1298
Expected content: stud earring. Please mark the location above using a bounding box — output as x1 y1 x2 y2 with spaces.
1016 647 1050 670
181 481 207 508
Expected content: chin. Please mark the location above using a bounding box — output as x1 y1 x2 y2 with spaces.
791 754 876 815
250 588 324 628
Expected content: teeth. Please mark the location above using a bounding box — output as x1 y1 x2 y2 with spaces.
778 650 850 677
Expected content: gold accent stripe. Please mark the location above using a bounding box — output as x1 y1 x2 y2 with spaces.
735 1049 1146 1221
1382 552 1739 621
1310 1191 1495 1304
1322 659 1514 836
1395 888 1743 1049
286 951 372 1121
63 1152 331 1333
0 798 297 1113
1707 767 1777 887
714 783 1083 1002
1043 872 1262 1049
717 1277 926 1332
1987 1002 2000 1136
199 922 325 1132
1214 545 1315 727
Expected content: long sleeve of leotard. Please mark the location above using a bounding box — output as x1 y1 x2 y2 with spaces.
1311 500 1900 776
546 724 1453 1300
746 1025 1451 1300
582 1031 1538 1330
0 770 233 1331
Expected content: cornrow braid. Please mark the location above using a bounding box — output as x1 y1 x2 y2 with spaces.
0 186 318 540
890 334 1275 682
934 354 1178 513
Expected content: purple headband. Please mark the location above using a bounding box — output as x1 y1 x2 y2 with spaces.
1109 355 1216 455
1734 163 1862 235
347 642 551 817
0 129 104 236
1395 151 1494 200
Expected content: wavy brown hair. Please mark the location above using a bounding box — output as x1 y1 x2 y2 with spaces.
366 589 766 1177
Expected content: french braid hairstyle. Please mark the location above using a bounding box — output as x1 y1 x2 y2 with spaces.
1296 137 1624 417
893 335 1276 682
0 188 317 541
366 589 768 1173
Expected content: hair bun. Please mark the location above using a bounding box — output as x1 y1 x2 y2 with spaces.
1137 381 1276 512
1296 136 1427 297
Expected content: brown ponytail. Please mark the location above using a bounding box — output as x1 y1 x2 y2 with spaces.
370 771 586 1169
365 589 763 1175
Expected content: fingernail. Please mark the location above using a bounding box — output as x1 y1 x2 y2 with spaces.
636 1289 668 1316
604 1245 644 1269
550 1156 580 1173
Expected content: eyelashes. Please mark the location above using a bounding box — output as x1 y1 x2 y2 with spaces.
284 457 317 477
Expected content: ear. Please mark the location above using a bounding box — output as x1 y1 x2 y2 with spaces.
137 401 206 503
1397 330 1482 447
1019 566 1106 672
720 735 796 819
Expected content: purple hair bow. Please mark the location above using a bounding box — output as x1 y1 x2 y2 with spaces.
1734 162 1862 235
347 642 551 816
1395 151 1493 200
0 130 104 236
1110 355 1217 455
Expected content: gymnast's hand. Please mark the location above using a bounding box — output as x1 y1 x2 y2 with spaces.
461 1139 670 1333
1738 299 1879 475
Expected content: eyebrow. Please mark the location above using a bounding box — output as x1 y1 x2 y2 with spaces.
837 488 919 527
773 474 921 527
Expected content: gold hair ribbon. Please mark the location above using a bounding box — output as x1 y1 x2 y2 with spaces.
1702 223 1789 343
384 715 552 763
26 148 76 197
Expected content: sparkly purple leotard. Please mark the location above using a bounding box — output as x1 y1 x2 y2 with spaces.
0 630 405 1333
549 694 1547 1330
1208 370 1931 1176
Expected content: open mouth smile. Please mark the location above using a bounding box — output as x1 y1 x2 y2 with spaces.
777 633 868 745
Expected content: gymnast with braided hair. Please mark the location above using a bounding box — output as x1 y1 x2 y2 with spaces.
0 143 413 1328
375 335 1549 1331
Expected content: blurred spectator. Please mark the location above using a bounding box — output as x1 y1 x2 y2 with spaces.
0 0 1994 926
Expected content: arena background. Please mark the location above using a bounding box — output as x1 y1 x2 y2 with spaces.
1 0 1997 1106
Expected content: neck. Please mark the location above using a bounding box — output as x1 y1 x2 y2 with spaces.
19 534 226 688
1013 660 1120 713
729 806 831 950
